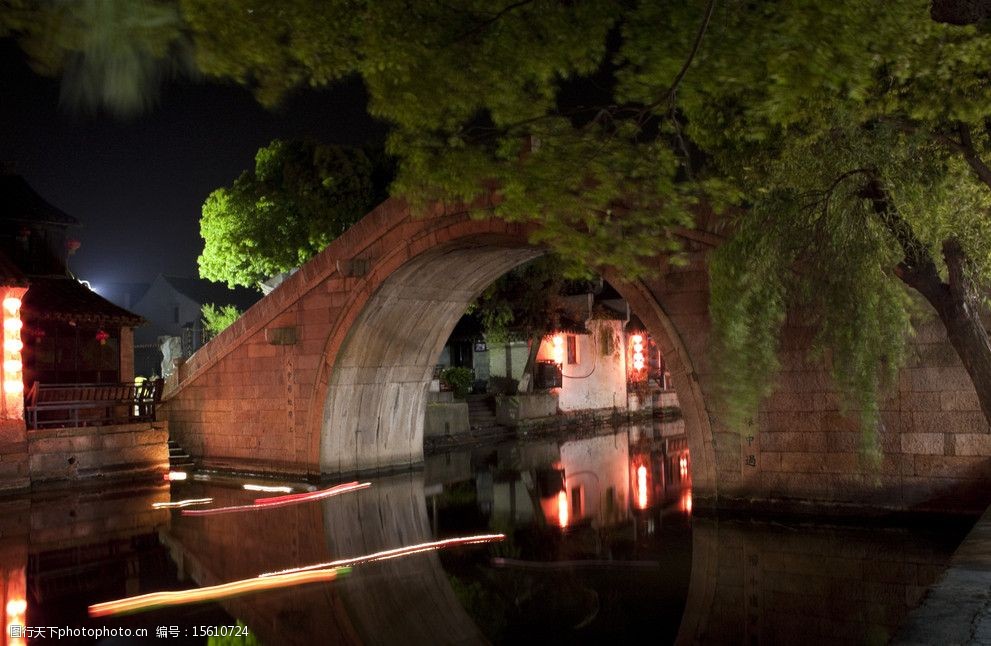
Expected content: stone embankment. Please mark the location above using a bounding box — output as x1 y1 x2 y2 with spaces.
894 506 991 645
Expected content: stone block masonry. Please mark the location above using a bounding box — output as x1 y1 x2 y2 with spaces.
163 196 991 514
27 421 169 484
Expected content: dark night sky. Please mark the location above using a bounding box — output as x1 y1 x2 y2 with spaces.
0 41 387 287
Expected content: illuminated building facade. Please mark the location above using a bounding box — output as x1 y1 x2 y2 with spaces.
0 170 142 393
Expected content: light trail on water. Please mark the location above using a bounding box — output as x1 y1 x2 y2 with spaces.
259 534 506 577
181 481 370 517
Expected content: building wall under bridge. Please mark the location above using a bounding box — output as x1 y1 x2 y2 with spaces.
162 197 991 514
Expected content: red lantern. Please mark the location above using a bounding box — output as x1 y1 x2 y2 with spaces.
95 329 109 345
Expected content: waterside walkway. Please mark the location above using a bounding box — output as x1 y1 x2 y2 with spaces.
895 506 991 645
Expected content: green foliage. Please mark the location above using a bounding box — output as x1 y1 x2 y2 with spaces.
689 3 991 445
470 256 567 343
176 0 696 278
201 302 242 336
0 0 193 116
197 139 379 289
10 1 991 448
440 366 474 399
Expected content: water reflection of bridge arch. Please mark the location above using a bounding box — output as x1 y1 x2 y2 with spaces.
165 198 718 501
154 465 956 645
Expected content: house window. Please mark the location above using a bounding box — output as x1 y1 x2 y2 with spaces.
26 321 119 384
566 335 578 364
571 486 582 517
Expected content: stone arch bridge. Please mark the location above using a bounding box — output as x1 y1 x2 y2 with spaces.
164 198 991 513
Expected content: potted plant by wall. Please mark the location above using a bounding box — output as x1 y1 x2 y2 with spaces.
440 367 473 399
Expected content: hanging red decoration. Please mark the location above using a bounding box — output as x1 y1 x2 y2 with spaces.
95 329 110 345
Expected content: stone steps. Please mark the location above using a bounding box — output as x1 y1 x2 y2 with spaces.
167 439 195 469
465 395 504 431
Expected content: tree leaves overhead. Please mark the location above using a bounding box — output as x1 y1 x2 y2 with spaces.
9 0 991 442
180 0 695 278
197 139 377 289
1 0 194 116
469 256 566 343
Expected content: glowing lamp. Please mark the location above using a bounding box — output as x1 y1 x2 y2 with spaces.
629 333 646 377
551 335 565 365
2 297 20 314
6 599 26 615
679 455 688 479
0 288 25 420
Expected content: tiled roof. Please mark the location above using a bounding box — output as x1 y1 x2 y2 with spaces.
23 277 144 326
549 310 591 335
0 173 79 226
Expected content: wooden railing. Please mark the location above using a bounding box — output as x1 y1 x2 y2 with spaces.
24 380 164 430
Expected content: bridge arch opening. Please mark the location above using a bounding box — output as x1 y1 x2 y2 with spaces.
319 233 715 500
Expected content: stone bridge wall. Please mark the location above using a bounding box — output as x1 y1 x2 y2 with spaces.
164 198 991 513
626 254 991 513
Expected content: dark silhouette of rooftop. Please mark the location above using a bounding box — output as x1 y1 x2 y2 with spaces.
159 274 260 311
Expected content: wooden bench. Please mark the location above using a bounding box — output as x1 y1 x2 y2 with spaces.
25 380 164 430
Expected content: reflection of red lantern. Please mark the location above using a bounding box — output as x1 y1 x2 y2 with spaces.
631 454 651 510
95 329 109 345
557 490 569 528
637 464 648 509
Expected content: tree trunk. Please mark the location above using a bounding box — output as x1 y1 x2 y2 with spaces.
905 240 991 424
865 179 991 424
518 334 543 393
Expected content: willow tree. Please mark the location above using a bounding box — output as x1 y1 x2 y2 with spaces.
6 0 991 449
664 4 991 452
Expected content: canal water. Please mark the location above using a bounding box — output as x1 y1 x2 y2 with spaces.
0 421 974 645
